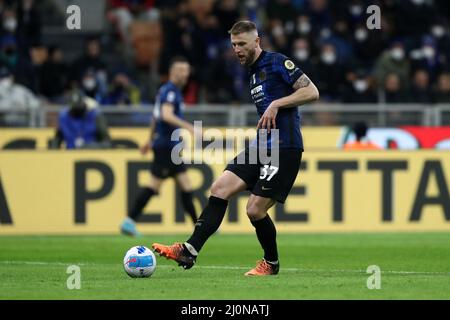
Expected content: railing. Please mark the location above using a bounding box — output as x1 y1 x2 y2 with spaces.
1 103 450 128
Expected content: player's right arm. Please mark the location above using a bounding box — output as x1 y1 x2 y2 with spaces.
160 103 195 135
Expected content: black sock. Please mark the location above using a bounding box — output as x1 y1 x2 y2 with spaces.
181 191 198 224
251 214 278 263
129 187 156 221
186 196 228 252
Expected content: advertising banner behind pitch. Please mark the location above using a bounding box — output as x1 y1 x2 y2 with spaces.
0 151 449 234
0 127 344 150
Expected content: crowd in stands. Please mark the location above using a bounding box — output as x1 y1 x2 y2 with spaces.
1 0 450 112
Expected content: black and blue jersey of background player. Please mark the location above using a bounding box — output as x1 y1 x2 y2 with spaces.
152 81 186 150
120 56 198 237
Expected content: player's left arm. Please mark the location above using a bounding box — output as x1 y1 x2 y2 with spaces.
258 73 320 131
140 117 156 155
282 74 320 106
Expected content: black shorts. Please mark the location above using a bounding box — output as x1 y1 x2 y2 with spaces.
225 147 303 203
150 148 186 179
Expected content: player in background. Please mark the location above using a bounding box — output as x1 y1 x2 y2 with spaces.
343 121 381 150
120 57 198 236
152 21 319 275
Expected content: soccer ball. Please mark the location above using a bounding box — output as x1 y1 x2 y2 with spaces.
123 245 156 278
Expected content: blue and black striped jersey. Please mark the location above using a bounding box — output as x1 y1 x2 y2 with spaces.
152 81 185 149
248 50 304 149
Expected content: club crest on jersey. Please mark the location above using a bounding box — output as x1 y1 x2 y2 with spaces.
259 70 266 81
284 60 295 70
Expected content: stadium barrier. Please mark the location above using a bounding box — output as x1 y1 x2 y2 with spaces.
2 103 450 128
1 149 449 235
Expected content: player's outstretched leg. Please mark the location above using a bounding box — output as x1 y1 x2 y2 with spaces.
152 171 246 269
245 195 279 276
152 195 228 269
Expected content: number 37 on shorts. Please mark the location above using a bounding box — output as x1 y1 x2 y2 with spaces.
259 165 279 181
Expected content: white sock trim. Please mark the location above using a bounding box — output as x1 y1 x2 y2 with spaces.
184 242 199 256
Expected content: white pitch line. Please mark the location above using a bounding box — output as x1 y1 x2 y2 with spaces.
1 260 449 276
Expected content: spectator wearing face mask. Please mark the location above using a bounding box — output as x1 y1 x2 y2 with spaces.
410 36 443 82
352 22 386 67
270 19 289 55
0 34 37 92
374 41 410 92
80 69 106 104
70 36 108 95
51 90 111 149
410 69 433 104
433 73 450 103
0 64 40 125
327 18 353 64
1 7 17 37
295 15 315 40
291 37 316 77
429 19 450 66
342 69 378 103
315 43 345 101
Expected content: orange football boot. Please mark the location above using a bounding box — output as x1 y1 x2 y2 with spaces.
152 242 196 269
245 259 279 276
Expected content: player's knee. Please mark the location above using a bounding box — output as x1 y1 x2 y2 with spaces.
246 202 265 221
210 181 231 200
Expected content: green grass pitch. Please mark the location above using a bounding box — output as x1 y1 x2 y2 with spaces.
1 233 449 299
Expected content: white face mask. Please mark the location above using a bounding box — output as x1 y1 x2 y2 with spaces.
321 51 336 65
246 0 257 8
272 25 284 37
294 49 309 61
83 78 96 90
422 46 435 59
432 25 445 38
390 48 405 61
298 22 311 34
355 28 368 42
285 21 294 34
354 79 368 92
350 5 363 16
320 28 331 39
3 18 17 32
0 77 12 90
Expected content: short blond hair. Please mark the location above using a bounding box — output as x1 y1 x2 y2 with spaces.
228 21 257 35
